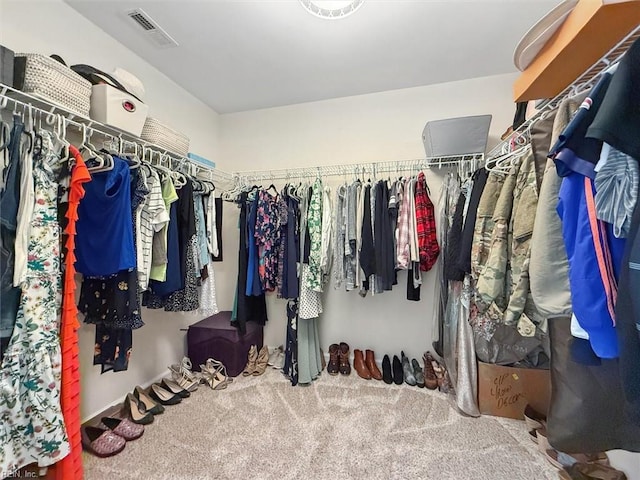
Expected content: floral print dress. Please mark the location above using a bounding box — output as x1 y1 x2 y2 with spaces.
0 134 69 477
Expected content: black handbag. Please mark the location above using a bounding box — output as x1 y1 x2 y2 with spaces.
70 63 143 103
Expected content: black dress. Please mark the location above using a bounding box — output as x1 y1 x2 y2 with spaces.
232 192 268 334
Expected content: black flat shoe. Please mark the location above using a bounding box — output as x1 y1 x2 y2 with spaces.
382 355 393 384
133 386 164 415
392 355 403 385
149 383 182 406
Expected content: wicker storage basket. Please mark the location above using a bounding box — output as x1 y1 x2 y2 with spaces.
140 117 190 156
14 53 92 117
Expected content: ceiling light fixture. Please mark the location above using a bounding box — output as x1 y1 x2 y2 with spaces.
299 0 365 20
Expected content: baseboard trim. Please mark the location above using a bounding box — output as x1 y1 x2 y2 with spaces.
81 370 168 425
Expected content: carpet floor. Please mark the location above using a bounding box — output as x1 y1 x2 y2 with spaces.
84 368 557 480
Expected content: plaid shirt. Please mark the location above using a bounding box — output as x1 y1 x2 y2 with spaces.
415 172 440 271
396 178 411 269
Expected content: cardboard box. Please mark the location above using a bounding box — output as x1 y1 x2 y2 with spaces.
514 0 640 102
477 361 551 420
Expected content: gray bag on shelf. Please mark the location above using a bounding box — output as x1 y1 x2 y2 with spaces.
422 114 492 157
0 45 14 87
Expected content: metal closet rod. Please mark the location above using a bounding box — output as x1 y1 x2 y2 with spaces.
232 153 484 181
0 84 233 181
487 24 640 159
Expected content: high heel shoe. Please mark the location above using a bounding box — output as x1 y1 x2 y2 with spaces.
200 360 231 390
149 383 182 405
160 378 191 398
133 386 165 415
169 357 199 392
242 345 258 376
253 345 269 376
122 393 154 425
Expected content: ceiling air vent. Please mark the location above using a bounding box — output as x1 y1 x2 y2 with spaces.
126 8 179 48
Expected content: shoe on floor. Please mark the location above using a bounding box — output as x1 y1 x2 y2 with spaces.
101 417 144 441
422 352 438 390
242 345 258 376
562 462 627 480
353 349 371 380
401 351 416 386
365 349 383 381
272 350 285 370
392 355 403 385
411 359 425 388
253 346 270 376
327 344 340 375
382 354 393 384
338 342 351 375
267 345 284 366
82 426 126 457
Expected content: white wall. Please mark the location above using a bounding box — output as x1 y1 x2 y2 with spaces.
218 73 517 364
218 73 640 479
0 0 228 421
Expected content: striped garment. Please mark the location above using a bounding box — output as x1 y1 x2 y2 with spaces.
396 178 411 269
138 169 170 291
594 144 639 239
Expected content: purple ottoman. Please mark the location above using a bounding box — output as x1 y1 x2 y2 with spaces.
187 311 263 378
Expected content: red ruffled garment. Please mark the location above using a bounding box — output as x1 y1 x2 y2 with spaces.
57 146 91 480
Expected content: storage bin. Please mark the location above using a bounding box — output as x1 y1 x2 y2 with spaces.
140 116 190 156
0 45 14 87
422 114 492 157
187 311 263 378
477 361 551 420
13 53 92 117
89 83 149 136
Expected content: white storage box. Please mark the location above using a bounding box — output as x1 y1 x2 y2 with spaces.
141 117 190 157
89 83 149 136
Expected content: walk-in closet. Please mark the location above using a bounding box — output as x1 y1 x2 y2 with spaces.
1 1 640 479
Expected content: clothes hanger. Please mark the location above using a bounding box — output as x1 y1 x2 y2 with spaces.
82 124 113 173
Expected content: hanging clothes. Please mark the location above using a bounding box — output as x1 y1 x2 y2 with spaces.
255 189 280 292
0 116 25 346
297 181 323 384
149 173 178 282
56 146 91 480
75 156 136 277
232 191 268 334
0 131 69 477
414 172 440 272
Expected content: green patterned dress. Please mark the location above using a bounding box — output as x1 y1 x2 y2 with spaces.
0 133 69 476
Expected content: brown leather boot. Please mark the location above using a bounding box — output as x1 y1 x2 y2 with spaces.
365 350 383 380
327 344 340 375
338 342 351 375
353 349 371 380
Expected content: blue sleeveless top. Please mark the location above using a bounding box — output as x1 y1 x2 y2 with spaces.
76 156 136 276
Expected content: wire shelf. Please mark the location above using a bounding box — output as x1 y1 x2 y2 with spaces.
232 153 485 182
487 24 640 159
0 82 232 181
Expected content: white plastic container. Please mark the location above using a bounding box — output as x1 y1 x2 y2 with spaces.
89 83 149 136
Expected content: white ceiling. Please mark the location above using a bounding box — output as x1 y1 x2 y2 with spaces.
65 0 559 114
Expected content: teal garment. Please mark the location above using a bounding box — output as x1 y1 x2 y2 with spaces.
297 318 322 385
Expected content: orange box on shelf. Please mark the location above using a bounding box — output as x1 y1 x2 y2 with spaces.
514 0 640 102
